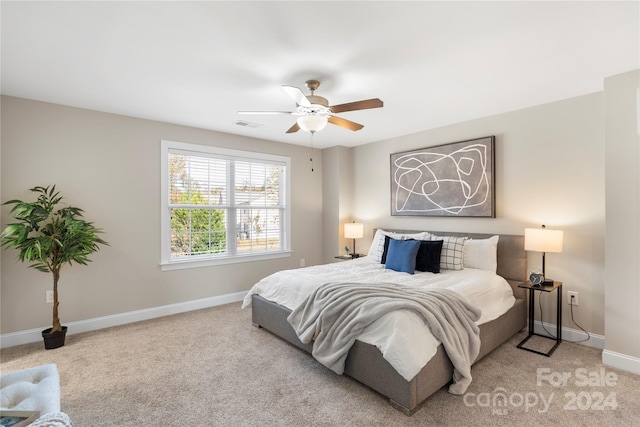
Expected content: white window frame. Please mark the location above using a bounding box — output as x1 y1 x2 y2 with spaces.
160 139 291 271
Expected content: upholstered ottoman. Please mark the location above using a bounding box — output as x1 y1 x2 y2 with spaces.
0 364 61 415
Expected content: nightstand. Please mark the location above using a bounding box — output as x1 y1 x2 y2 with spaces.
517 281 562 357
334 254 365 260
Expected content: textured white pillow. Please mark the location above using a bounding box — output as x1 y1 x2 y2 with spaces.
367 229 431 263
463 235 499 272
430 234 468 270
0 363 61 414
30 413 73 427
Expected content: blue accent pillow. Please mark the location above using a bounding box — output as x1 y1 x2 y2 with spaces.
385 238 421 274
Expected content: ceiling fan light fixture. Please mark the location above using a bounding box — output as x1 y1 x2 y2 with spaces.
297 115 328 134
239 80 383 134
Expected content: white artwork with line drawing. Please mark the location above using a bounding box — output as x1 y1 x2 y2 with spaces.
391 136 495 217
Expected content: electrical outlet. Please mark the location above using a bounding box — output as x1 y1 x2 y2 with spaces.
568 291 579 306
300 259 305 267
46 290 54 304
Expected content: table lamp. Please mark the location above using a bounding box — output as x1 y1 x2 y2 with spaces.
524 225 564 286
344 222 364 258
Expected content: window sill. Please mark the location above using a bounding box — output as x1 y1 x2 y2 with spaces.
160 251 292 271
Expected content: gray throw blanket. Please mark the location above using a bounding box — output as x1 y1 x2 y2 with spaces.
287 282 482 394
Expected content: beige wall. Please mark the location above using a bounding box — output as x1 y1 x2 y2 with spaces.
0 95 324 334
321 146 339 262
604 70 640 362
350 93 606 336
321 146 355 263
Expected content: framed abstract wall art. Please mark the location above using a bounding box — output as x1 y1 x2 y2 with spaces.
390 136 495 217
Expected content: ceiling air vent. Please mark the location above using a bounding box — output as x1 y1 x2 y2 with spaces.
234 120 262 128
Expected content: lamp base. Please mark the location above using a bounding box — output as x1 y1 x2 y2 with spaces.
350 253 361 258
542 279 554 286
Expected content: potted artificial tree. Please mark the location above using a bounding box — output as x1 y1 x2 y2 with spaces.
1 185 107 349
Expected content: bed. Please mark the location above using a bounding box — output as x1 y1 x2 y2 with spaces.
243 229 527 415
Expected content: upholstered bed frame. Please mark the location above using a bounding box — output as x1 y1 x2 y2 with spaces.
251 231 527 415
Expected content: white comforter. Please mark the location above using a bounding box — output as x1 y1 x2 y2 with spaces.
242 257 515 381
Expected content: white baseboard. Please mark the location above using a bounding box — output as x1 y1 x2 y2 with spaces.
532 320 605 349
602 349 640 375
0 291 247 349
531 321 640 375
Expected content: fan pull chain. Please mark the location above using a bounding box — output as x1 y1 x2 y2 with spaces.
309 133 315 172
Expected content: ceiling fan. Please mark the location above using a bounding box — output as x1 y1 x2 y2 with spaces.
238 80 383 134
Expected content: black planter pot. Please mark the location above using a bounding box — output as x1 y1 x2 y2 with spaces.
42 326 67 350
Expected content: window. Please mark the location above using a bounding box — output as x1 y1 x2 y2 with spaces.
161 140 290 270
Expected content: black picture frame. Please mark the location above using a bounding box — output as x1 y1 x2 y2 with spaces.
390 136 495 217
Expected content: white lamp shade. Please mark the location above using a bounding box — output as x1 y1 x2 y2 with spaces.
344 222 364 239
524 228 564 253
297 115 328 133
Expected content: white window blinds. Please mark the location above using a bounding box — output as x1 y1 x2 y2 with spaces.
161 140 290 270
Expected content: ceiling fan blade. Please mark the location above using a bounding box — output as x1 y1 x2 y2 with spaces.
328 115 364 131
329 98 383 114
285 122 300 133
282 85 311 107
237 111 294 115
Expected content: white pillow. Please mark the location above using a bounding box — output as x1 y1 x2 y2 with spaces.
367 229 431 263
430 234 468 271
463 235 499 273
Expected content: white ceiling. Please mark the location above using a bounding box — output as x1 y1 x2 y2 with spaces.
1 1 638 149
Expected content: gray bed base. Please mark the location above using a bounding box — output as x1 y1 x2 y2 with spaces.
250 232 528 415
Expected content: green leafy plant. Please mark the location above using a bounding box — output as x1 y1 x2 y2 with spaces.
1 185 108 333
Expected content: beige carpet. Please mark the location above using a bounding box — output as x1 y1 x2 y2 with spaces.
1 302 639 426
